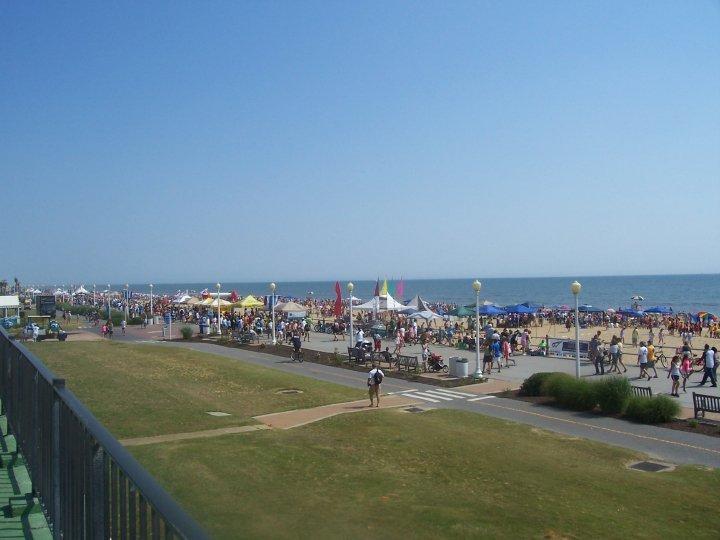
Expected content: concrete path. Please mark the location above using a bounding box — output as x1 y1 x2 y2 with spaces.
253 395 418 430
150 340 720 468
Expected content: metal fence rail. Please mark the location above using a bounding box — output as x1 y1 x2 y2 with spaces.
0 328 207 539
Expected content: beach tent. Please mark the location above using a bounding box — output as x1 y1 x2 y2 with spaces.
551 304 571 311
577 304 604 313
276 301 307 313
450 306 475 317
185 297 202 305
404 295 432 312
504 304 537 314
408 310 443 321
239 295 264 308
644 306 673 314
354 293 406 312
476 305 506 316
0 296 20 318
73 286 90 296
521 301 544 309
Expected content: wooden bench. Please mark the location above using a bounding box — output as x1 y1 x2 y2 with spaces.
631 385 653 397
239 332 256 344
396 354 419 373
370 351 393 368
693 392 720 419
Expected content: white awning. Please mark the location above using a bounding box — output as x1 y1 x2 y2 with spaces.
0 296 20 309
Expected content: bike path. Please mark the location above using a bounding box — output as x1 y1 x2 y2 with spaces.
152 340 720 468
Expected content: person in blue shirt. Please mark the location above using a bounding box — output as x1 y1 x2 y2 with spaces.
491 337 502 372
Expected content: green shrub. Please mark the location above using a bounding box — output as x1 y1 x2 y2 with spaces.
543 373 597 411
541 372 574 396
128 316 143 326
625 395 680 424
180 326 193 340
519 372 555 396
595 377 631 414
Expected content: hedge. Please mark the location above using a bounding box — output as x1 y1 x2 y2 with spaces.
519 372 555 396
625 395 680 424
543 373 597 411
595 377 631 414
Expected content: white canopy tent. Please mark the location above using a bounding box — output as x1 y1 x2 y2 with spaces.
408 309 443 321
73 285 90 296
0 296 20 318
354 293 406 312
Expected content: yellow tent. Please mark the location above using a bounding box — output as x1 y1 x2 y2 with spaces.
239 295 264 308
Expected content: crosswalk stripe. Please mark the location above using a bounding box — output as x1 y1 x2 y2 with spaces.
403 392 441 403
420 391 455 401
387 389 418 395
467 396 496 402
429 388 476 398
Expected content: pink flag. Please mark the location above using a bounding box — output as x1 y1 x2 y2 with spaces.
396 278 404 299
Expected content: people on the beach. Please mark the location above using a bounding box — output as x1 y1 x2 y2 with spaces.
697 345 717 387
637 341 650 380
667 356 681 397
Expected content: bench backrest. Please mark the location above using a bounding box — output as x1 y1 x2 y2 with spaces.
396 354 417 365
631 385 652 397
693 392 720 413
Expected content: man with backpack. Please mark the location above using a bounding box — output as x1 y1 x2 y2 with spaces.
367 363 385 407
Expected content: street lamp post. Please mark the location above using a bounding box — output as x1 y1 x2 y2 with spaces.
124 284 129 323
216 283 221 335
106 284 111 321
473 279 484 379
92 284 96 306
571 281 582 378
270 282 277 346
149 284 154 325
347 282 354 348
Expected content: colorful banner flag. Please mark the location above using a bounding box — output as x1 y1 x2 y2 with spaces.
373 278 380 297
380 279 388 296
396 278 404 299
333 281 342 317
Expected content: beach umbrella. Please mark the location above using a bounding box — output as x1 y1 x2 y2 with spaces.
618 308 645 317
644 306 673 314
577 304 604 313
521 301 543 309
606 308 616 313
277 301 307 313
630 295 644 301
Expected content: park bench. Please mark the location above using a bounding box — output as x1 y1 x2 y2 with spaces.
631 385 652 397
396 354 419 373
347 347 369 365
692 392 720 419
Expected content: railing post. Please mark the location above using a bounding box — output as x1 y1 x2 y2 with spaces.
91 444 106 538
52 378 65 540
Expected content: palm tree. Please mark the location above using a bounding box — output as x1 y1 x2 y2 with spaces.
13 277 20 294
0 280 7 295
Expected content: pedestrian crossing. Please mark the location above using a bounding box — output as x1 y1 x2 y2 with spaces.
394 387 495 404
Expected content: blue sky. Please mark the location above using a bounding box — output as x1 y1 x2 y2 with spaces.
2 1 718 284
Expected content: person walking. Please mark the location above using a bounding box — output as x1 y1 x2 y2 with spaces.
367 363 384 407
120 318 127 336
646 341 659 378
637 341 650 381
667 356 681 397
589 332 602 375
697 345 717 387
631 327 639 347
680 353 692 392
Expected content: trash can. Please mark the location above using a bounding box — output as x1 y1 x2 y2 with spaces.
455 358 469 378
153 316 160 325
449 356 459 377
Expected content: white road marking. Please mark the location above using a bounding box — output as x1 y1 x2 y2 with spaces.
402 393 441 403
419 391 455 401
429 388 476 398
387 389 418 395
467 396 496 402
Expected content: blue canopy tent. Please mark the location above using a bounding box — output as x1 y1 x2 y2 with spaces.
521 301 544 309
644 306 673 314
577 304 604 313
476 305 507 316
618 308 645 317
504 304 537 314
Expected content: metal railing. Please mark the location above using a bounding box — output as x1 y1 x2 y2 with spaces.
0 328 207 539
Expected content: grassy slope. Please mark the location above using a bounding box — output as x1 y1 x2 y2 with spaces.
130 408 720 539
27 341 362 438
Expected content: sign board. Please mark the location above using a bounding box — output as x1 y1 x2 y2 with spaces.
548 338 589 359
35 295 57 316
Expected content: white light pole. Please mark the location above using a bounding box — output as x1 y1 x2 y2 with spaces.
571 280 582 378
270 282 277 345
473 279 484 379
124 284 129 322
216 283 222 335
93 284 96 306
347 282 354 348
106 284 111 320
149 284 154 325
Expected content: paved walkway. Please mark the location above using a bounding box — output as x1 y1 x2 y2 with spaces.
119 424 269 446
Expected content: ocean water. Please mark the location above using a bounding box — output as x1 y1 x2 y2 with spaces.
119 274 719 314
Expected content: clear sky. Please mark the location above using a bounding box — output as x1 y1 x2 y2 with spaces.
2 1 718 284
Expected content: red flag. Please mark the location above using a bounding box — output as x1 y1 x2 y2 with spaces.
333 281 342 317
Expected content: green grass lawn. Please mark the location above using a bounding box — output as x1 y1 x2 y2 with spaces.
129 408 720 539
26 341 362 438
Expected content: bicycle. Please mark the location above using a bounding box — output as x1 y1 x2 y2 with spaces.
654 349 668 369
290 350 304 363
